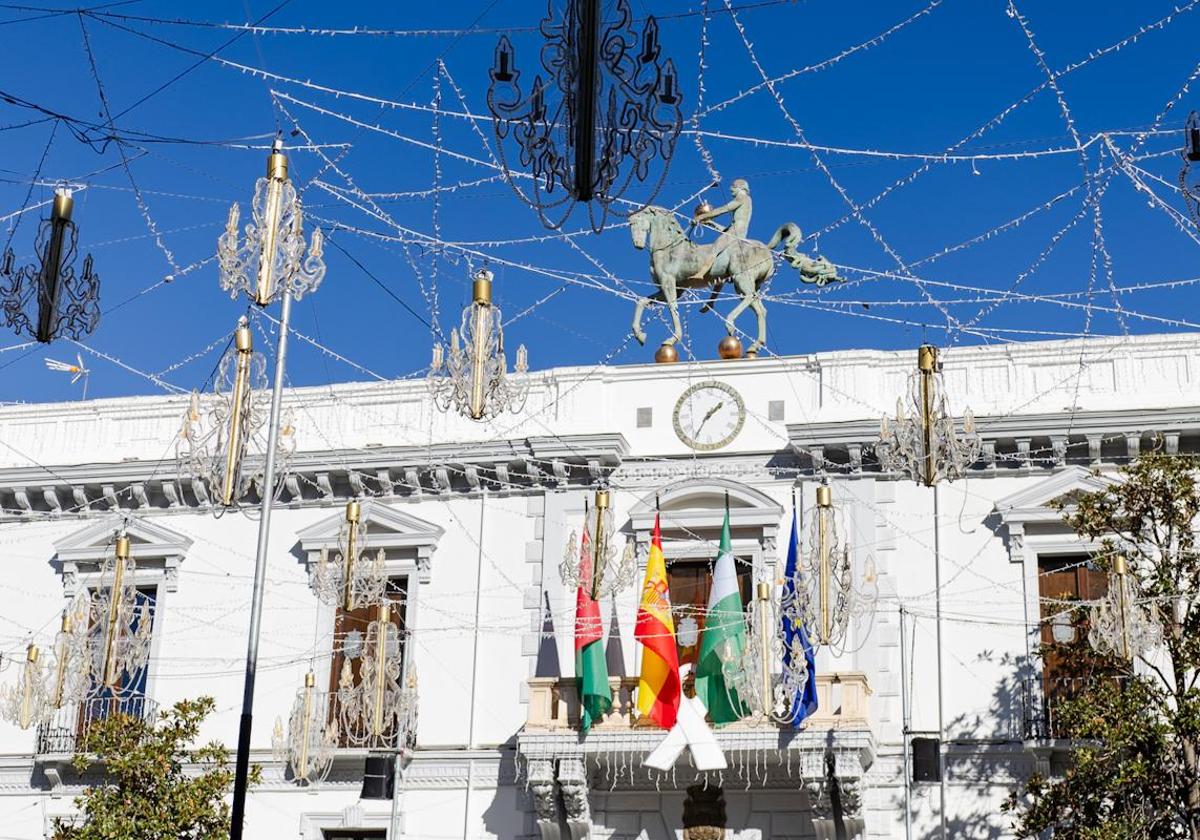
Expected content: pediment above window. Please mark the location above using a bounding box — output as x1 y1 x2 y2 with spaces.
994 466 1114 564
296 501 444 584
53 515 193 597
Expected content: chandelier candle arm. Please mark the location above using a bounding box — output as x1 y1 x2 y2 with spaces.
299 671 314 781
470 274 492 420
101 535 130 687
756 581 773 721
591 489 610 599
343 500 361 612
36 191 73 343
919 345 936 487
817 485 832 644
257 144 288 305
373 603 392 738
51 612 72 709
19 645 39 730
221 321 254 506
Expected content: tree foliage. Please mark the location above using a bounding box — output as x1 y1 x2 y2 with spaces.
1005 455 1200 839
52 696 258 840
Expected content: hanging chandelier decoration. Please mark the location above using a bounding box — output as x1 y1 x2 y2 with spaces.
273 671 339 784
878 344 982 486
1088 554 1161 662
176 317 297 509
1 644 49 730
88 533 154 692
428 268 529 422
334 603 418 749
723 580 789 723
218 139 326 307
560 489 637 598
1180 111 1200 230
312 500 389 612
0 188 101 343
486 0 683 231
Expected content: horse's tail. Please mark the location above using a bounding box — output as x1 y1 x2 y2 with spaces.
767 222 804 266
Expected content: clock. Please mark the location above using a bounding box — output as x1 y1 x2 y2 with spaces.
672 381 745 451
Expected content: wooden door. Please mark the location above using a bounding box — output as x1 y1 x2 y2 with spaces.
666 559 752 670
329 578 407 745
1037 554 1111 701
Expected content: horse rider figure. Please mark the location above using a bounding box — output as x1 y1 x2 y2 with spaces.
689 179 752 281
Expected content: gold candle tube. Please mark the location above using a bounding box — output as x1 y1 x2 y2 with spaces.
342 500 361 612
756 581 772 718
102 536 130 687
19 645 39 730
220 322 254 506
468 271 493 420
918 345 937 487
1114 554 1132 661
299 671 315 780
255 145 289 305
52 612 72 708
816 485 832 645
590 490 610 599
373 603 391 737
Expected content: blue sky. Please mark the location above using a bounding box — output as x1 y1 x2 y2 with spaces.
1 0 1198 403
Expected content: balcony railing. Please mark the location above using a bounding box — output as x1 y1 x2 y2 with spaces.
526 672 871 732
36 694 159 756
1021 675 1130 741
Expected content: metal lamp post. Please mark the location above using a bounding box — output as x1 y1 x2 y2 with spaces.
878 344 981 840
221 138 325 840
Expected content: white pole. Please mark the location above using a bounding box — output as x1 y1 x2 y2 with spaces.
899 605 913 840
230 289 292 840
462 493 486 840
933 483 947 840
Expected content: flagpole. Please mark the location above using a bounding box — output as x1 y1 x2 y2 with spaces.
462 492 486 840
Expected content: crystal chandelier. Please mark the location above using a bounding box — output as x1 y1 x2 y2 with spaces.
312 500 388 612
721 581 797 724
1180 111 1200 230
428 268 529 421
486 0 683 231
878 344 982 486
333 603 418 749
0 188 101 343
560 489 636 598
792 485 879 652
1 644 49 730
218 139 326 307
176 317 296 509
273 671 338 784
89 533 154 691
47 603 90 710
1088 554 1161 662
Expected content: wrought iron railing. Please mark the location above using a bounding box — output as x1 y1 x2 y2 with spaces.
1021 676 1129 741
36 694 159 756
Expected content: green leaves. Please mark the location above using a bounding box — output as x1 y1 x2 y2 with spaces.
52 696 259 840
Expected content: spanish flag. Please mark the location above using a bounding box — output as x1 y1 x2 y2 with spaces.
635 513 681 728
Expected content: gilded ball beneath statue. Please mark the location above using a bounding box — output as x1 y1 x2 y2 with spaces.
655 342 679 364
693 201 714 220
718 335 743 359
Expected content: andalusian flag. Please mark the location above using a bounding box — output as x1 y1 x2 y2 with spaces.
574 513 611 733
695 503 751 724
636 513 681 729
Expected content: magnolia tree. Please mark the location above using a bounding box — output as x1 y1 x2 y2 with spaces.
52 697 258 840
1006 454 1200 839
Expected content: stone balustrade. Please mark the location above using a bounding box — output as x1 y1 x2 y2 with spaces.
525 672 871 732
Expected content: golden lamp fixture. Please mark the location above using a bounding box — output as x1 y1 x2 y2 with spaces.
428 267 529 421
176 317 296 510
559 489 636 599
879 344 982 486
218 139 326 307
312 500 388 612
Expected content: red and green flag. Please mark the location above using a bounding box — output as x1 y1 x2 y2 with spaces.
574 512 611 733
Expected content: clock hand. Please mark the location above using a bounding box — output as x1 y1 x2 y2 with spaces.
695 401 725 434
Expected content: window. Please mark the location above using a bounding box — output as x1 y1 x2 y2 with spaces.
1037 553 1118 727
329 578 408 747
86 585 156 718
666 559 752 669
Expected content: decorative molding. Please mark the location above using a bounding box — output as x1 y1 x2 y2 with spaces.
53 514 192 596
296 500 444 585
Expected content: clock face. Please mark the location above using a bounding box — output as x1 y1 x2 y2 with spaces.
673 381 745 451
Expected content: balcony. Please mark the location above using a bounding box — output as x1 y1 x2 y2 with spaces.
518 672 875 786
526 672 870 732
36 694 159 757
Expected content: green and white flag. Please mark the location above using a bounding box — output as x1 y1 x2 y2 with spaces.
694 503 750 725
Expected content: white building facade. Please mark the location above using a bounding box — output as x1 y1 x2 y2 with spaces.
0 332 1196 839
